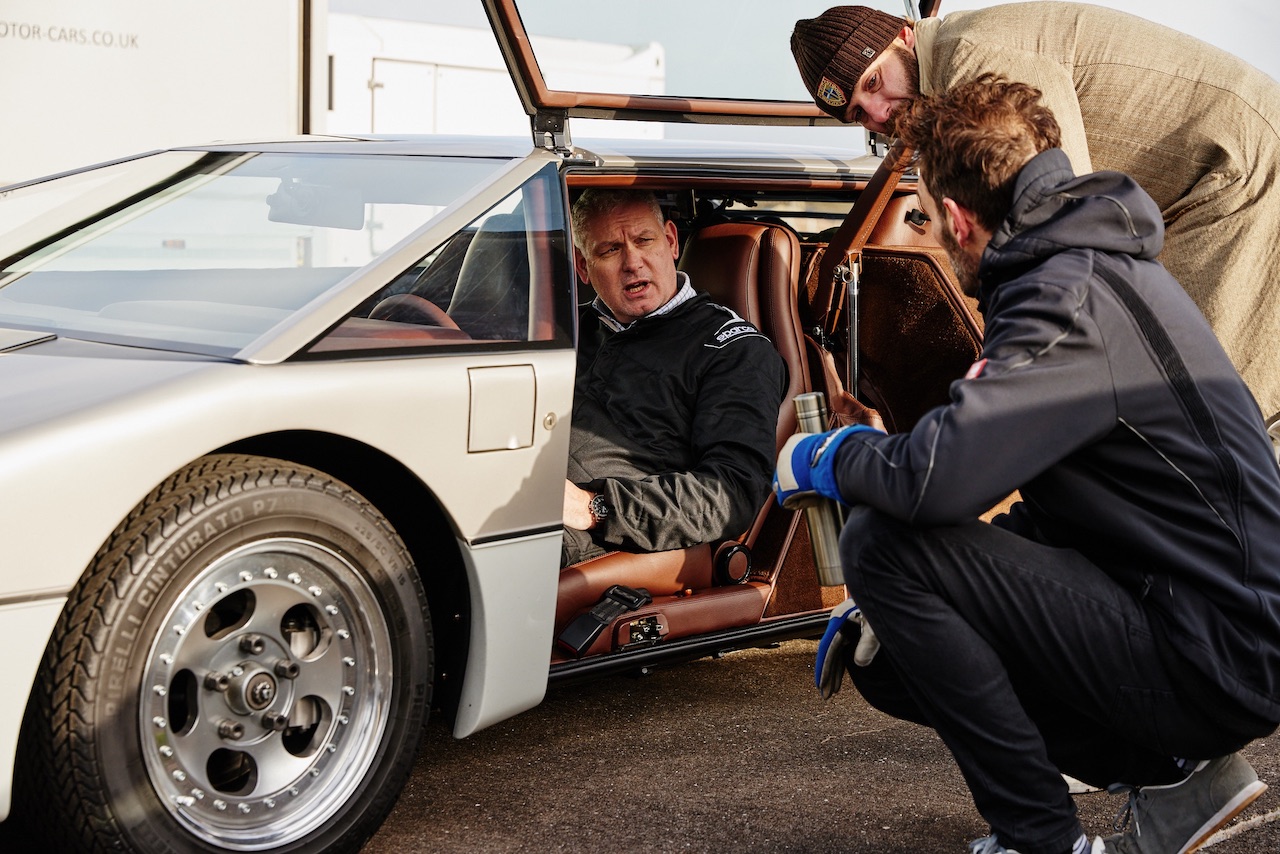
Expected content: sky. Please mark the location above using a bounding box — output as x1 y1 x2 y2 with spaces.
334 0 1278 84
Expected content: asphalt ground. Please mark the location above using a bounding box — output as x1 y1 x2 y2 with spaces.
2 639 1275 852
364 639 1280 854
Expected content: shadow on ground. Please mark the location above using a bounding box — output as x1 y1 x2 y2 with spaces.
1 640 1273 852
363 639 1280 853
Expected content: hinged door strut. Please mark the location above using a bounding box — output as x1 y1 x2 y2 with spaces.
533 109 572 155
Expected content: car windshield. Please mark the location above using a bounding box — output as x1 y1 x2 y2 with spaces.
0 150 509 356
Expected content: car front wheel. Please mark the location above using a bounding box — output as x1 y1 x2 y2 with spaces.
17 454 432 853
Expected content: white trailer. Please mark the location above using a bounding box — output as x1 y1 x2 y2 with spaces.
0 2 663 188
0 0 326 186
325 12 664 139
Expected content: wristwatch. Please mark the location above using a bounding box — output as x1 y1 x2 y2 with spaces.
587 493 610 527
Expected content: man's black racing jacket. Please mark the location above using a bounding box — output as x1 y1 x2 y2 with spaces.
568 289 787 557
828 148 1280 721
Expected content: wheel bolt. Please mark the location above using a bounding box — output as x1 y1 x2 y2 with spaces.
262 710 289 732
274 660 300 679
218 720 245 740
204 672 230 692
239 634 266 655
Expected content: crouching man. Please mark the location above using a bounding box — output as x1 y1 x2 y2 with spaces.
775 75 1280 854
563 189 787 566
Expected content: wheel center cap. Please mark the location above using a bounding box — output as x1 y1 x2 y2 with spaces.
225 664 280 715
245 672 277 710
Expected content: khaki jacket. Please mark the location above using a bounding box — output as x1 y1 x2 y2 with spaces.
916 2 1280 421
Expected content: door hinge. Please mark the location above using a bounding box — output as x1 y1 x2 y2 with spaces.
532 109 572 156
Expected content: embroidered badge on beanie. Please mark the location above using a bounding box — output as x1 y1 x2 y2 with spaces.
817 76 847 108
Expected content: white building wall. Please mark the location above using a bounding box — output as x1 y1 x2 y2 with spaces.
0 4 666 187
0 0 304 186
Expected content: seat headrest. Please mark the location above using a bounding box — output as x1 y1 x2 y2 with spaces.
449 212 530 340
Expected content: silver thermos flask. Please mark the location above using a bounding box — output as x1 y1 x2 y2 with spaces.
793 392 848 586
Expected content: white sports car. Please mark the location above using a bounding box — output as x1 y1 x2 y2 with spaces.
0 1 975 851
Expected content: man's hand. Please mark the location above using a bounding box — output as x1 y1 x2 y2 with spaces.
815 598 881 699
774 431 821 509
773 424 881 509
563 480 597 531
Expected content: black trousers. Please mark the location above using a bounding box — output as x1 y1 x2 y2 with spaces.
838 507 1275 854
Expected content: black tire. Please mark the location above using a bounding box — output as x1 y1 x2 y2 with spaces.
15 454 432 853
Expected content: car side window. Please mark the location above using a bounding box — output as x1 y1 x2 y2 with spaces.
310 165 571 354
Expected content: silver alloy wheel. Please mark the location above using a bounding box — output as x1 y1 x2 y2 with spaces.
139 537 393 851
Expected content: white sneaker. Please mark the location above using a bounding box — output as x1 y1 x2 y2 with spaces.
968 835 1021 854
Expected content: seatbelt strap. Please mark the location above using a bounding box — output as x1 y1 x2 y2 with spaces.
813 142 912 342
807 143 911 416
556 584 653 657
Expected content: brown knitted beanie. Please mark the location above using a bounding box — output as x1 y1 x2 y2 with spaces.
791 6 907 118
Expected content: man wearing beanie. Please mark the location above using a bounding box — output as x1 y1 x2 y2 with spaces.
790 2 1280 453
775 74 1280 854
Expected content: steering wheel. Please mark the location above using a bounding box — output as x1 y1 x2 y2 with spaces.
369 293 461 329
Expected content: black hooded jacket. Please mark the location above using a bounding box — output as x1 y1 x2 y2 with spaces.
830 148 1280 720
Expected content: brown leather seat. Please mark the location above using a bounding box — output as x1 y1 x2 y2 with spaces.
554 546 714 631
678 220 810 452
553 220 809 650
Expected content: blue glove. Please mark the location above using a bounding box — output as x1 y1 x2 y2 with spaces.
815 598 881 699
773 425 880 509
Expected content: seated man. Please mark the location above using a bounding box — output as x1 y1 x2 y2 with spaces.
562 189 787 567
775 76 1280 854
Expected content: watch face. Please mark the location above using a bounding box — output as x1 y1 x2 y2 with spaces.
590 494 610 521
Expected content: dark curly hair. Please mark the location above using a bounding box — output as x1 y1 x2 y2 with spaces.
893 73 1062 232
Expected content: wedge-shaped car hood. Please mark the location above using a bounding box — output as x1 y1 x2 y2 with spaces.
0 336 220 439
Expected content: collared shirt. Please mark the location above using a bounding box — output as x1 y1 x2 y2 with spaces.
591 272 697 333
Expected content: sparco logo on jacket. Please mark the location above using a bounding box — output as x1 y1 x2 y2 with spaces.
707 322 765 349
